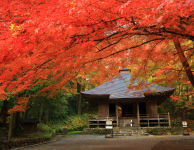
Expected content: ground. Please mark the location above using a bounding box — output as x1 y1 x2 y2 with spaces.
19 135 194 150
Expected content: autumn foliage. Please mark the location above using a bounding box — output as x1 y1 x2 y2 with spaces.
0 0 193 112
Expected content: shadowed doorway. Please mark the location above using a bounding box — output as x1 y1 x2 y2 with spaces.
139 102 147 115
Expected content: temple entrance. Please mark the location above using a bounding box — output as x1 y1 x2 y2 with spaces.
109 103 116 117
139 102 147 115
122 103 133 117
109 102 146 118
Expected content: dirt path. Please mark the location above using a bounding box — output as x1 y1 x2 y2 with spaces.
20 135 194 150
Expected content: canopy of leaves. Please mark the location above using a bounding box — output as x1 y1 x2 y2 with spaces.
0 0 193 112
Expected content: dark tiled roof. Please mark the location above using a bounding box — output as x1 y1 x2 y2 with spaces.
81 72 175 99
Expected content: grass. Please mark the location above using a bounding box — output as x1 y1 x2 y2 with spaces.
66 131 84 136
33 131 53 139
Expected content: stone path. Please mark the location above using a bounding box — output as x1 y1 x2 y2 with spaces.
19 135 194 150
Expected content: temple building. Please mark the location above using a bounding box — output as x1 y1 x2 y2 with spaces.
81 69 175 128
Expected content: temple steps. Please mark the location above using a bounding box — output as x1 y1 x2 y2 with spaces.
105 127 150 137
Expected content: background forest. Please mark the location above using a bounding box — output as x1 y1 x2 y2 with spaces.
0 76 193 140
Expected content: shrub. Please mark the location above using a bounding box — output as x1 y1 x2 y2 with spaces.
171 119 182 127
147 127 182 135
37 123 55 134
64 114 89 131
83 128 108 135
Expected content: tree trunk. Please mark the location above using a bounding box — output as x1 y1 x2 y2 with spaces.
8 113 15 141
44 109 49 124
39 102 43 123
0 100 8 124
173 38 194 87
77 82 82 115
15 112 21 132
182 108 187 120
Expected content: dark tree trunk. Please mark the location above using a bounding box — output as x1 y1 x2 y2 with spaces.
77 83 82 115
0 100 8 124
182 108 187 120
44 109 49 124
8 113 16 141
15 112 21 131
173 38 194 87
39 102 43 123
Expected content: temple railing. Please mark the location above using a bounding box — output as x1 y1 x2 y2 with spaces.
139 113 171 127
88 118 117 128
88 113 171 128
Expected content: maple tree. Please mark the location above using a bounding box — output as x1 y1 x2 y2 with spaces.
0 0 193 113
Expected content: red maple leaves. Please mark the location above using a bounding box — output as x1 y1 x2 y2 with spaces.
0 0 193 112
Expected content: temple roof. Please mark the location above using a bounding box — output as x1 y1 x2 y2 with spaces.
81 71 175 100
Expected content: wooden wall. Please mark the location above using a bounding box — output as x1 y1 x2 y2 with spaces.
97 100 158 118
146 100 158 117
98 102 109 117
133 103 137 115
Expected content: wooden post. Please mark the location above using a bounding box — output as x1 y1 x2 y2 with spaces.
137 102 140 127
168 112 171 127
116 104 119 127
158 114 160 127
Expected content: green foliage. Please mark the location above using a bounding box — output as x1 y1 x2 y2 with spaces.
49 122 66 133
83 128 108 135
159 96 194 120
171 119 182 127
35 123 55 138
25 89 77 122
37 123 53 133
147 127 182 135
34 131 53 139
36 122 66 138
64 114 89 131
187 120 194 130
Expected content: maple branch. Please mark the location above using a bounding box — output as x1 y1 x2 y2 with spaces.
173 38 194 87
85 38 164 64
122 17 193 41
74 17 123 27
163 28 194 41
96 33 129 52
174 47 194 55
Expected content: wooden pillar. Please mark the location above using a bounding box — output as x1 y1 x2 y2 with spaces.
136 102 140 126
116 104 119 127
168 112 171 127
158 114 160 127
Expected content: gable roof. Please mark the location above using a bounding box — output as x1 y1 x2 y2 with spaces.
81 72 175 100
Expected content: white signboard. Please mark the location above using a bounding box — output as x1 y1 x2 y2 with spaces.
106 120 113 129
106 126 113 129
182 121 187 128
106 120 112 125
